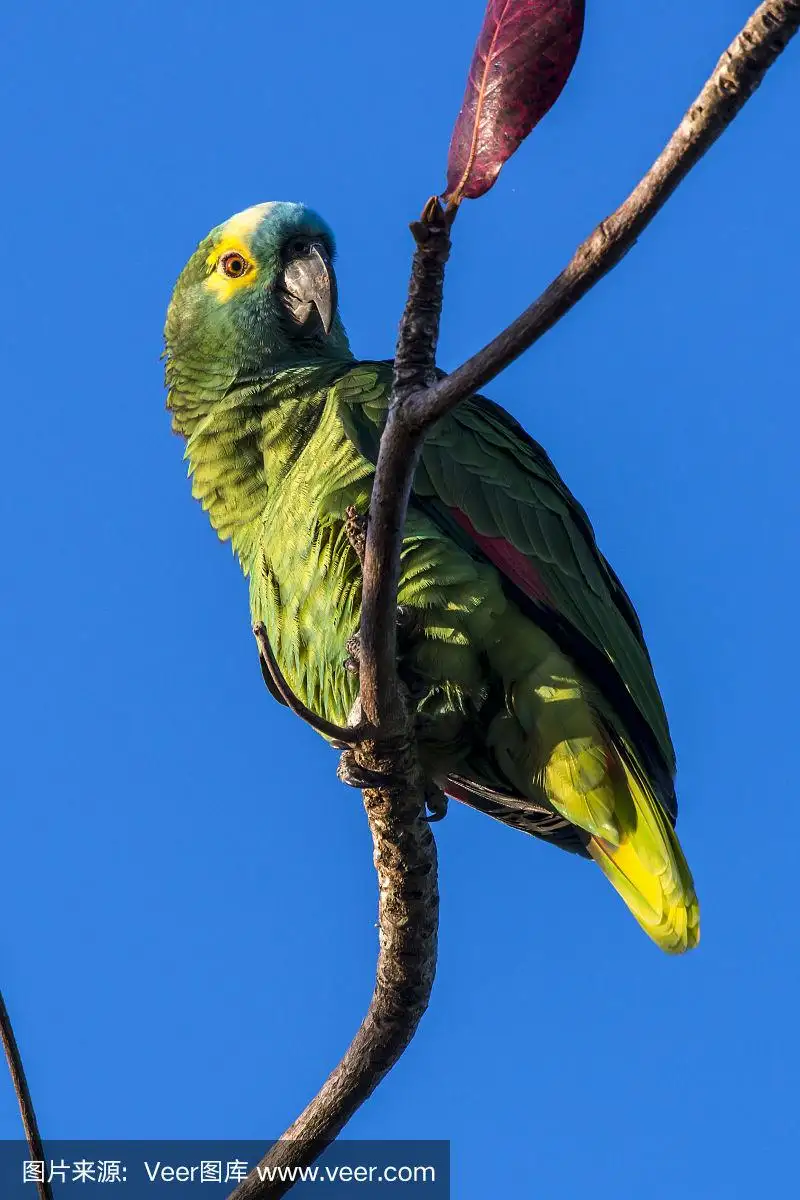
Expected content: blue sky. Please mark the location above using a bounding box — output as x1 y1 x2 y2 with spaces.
1 0 798 1195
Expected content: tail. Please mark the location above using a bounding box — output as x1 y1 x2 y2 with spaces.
586 748 700 954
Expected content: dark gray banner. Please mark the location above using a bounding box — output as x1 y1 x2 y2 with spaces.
0 1141 450 1197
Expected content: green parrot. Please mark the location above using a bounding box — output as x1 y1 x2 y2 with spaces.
165 201 699 954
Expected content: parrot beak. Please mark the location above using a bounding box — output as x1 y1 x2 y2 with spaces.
280 242 337 336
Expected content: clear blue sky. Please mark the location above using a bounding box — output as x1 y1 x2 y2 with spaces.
2 1 798 1195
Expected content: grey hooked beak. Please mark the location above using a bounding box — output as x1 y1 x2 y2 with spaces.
281 243 337 336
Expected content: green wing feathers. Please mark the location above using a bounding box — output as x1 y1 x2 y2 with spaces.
337 364 699 952
419 396 675 774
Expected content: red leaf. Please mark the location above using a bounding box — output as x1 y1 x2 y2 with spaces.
445 0 585 204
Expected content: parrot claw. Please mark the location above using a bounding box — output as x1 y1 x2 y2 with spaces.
337 749 405 791
424 787 449 822
337 752 449 826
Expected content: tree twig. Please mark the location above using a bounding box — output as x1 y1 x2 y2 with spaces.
253 623 362 747
404 0 800 430
0 990 52 1200
229 2 797 1193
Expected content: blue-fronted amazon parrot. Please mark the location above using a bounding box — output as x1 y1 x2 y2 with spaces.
165 202 699 953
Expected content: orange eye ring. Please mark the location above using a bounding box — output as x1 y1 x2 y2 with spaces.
218 251 251 279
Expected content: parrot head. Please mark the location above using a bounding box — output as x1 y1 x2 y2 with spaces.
165 201 351 401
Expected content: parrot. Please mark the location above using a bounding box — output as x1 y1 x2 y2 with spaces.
164 201 699 954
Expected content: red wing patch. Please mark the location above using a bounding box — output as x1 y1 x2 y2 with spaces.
442 778 476 806
450 507 554 607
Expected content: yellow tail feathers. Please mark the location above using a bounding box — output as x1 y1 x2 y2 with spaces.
587 757 700 954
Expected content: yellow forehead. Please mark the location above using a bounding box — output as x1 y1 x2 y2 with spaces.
203 204 276 303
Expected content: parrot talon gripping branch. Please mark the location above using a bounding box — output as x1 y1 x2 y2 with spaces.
423 787 449 823
336 750 407 793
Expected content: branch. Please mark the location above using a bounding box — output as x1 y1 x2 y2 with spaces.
359 197 453 728
230 3 796 1192
229 751 438 1199
253 623 361 747
405 0 800 428
0 990 53 1200
226 203 449 1200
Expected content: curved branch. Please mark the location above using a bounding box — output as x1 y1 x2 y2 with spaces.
0 990 53 1200
227 207 449 1200
405 0 800 429
253 623 362 747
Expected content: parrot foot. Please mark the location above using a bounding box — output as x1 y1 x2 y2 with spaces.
337 750 449 823
336 748 416 792
424 786 449 823
336 750 395 791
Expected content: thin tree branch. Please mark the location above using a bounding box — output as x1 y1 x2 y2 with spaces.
229 747 437 1200
253 623 362 747
227 203 449 1200
404 0 800 430
358 198 453 729
0 990 52 1200
229 2 797 1193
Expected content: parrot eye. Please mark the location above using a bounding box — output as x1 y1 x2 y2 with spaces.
218 251 252 280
